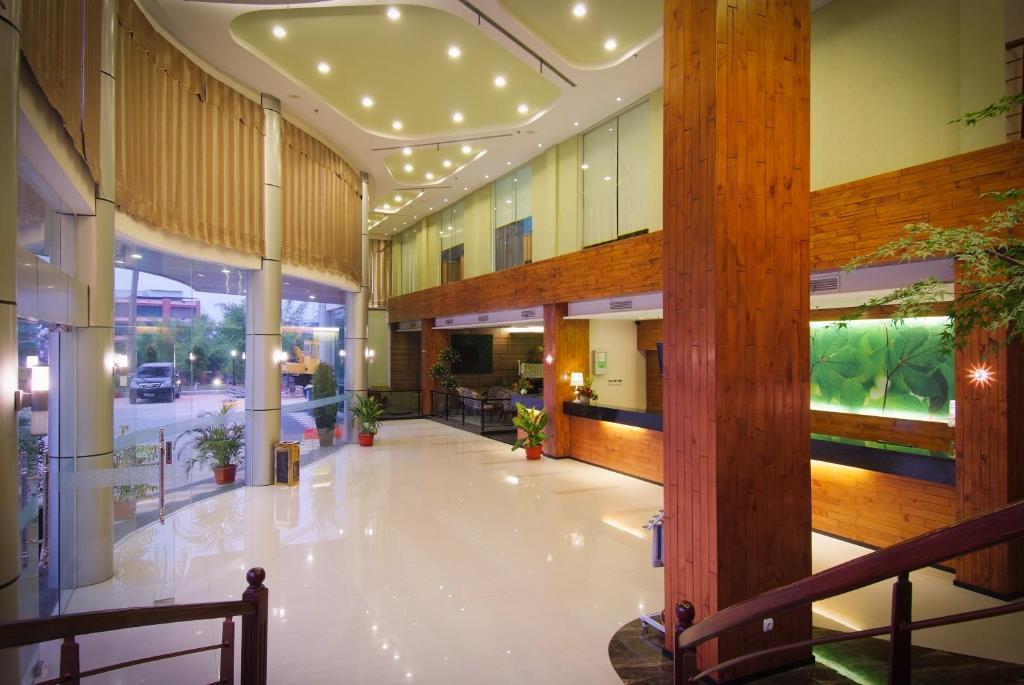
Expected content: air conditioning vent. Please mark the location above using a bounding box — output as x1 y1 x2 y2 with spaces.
444 318 454 325
477 314 490 323
810 275 840 293
520 309 536 319
609 299 634 311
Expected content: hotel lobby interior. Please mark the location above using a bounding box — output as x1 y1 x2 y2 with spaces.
2 0 1024 683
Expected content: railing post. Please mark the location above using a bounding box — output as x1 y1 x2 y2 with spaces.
220 617 236 684
241 567 268 685
674 601 698 685
60 636 80 685
887 572 913 685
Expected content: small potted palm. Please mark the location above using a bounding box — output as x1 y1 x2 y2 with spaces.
351 395 383 446
113 426 159 520
176 401 245 484
511 404 547 460
311 362 339 447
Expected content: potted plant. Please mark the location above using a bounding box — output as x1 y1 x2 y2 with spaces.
176 401 245 485
113 426 159 520
351 394 383 446
428 346 461 393
511 404 547 460
311 362 339 447
513 377 534 395
578 376 599 405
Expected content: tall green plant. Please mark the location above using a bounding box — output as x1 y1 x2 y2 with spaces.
175 401 245 474
351 395 384 435
511 405 547 451
311 362 338 430
428 346 461 392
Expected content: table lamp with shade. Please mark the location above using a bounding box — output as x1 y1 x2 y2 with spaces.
570 372 585 402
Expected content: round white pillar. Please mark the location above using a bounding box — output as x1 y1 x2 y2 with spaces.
344 174 370 442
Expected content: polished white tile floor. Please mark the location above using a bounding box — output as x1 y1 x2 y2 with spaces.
31 419 1024 684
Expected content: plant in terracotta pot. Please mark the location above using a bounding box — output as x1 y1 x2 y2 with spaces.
177 401 245 485
311 362 339 447
351 394 383 446
578 376 599 405
113 425 159 520
511 404 547 460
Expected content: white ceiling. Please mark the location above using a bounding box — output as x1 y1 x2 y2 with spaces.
142 0 664 239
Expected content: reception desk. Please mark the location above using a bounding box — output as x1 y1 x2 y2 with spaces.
563 401 958 548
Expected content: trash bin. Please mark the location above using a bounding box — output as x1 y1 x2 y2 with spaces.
274 441 300 485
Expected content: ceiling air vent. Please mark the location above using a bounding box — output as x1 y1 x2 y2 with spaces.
477 314 490 323
520 309 537 319
810 274 840 293
609 299 634 311
444 318 454 325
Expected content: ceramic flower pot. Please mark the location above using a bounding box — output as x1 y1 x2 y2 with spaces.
525 445 542 460
213 464 237 485
358 433 375 447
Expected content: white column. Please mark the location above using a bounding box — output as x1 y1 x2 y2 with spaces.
0 0 22 636
65 0 117 586
245 94 282 486
344 173 370 441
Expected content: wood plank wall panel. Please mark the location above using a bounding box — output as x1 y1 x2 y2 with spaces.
389 330 421 390
389 231 662 322
636 319 663 351
568 417 664 483
543 304 589 457
810 141 1024 271
810 410 953 453
420 322 449 416
645 351 663 414
955 327 1024 597
663 0 812 674
811 461 956 549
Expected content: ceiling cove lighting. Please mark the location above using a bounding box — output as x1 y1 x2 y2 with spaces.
272 25 287 39
604 38 618 51
572 3 588 18
448 45 462 59
493 74 507 88
317 61 331 74
392 120 403 130
452 111 464 123
386 6 401 21
361 95 374 108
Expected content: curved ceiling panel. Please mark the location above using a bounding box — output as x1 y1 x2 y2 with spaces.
384 142 487 186
230 4 561 139
498 0 662 69
373 190 423 215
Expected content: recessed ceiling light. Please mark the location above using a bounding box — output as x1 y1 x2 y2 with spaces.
616 96 622 102
130 253 143 259
361 95 374 108
442 159 452 168
387 6 401 20
221 268 231 274
425 172 435 180
573 121 579 126
309 295 317 300
429 207 434 210
443 198 448 202
452 111 464 123
537 143 542 148
317 61 331 74
517 103 528 114
272 25 287 39
402 147 412 156
403 163 413 173
461 144 472 154
506 161 512 165
383 203 391 209
464 186 468 191
603 175 612 181
572 3 587 18
494 75 507 88
604 38 617 51
484 174 489 179
392 120 403 130
448 45 461 59
394 194 402 202
581 163 589 170
608 127 614 132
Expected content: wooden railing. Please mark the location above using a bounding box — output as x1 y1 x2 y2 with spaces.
673 501 1024 684
0 567 268 684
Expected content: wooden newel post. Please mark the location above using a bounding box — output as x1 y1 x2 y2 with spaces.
674 600 698 685
887 572 912 685
60 636 81 685
241 567 268 685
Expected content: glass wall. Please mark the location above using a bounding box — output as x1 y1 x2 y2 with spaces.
582 98 653 246
398 228 417 295
493 163 533 271
439 202 465 284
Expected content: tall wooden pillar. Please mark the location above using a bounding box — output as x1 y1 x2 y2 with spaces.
955 332 1024 598
543 304 588 457
663 0 812 678
420 319 449 416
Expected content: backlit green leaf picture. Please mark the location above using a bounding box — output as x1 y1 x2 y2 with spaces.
810 317 954 422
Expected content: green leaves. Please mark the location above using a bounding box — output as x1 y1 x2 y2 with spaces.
511 404 548 450
810 319 953 420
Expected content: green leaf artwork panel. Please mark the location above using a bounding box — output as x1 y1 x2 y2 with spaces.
810 317 954 422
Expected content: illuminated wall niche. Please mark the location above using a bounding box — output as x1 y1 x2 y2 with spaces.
810 317 954 422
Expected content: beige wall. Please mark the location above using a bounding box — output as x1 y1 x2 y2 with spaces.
588 319 646 411
811 0 1005 189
